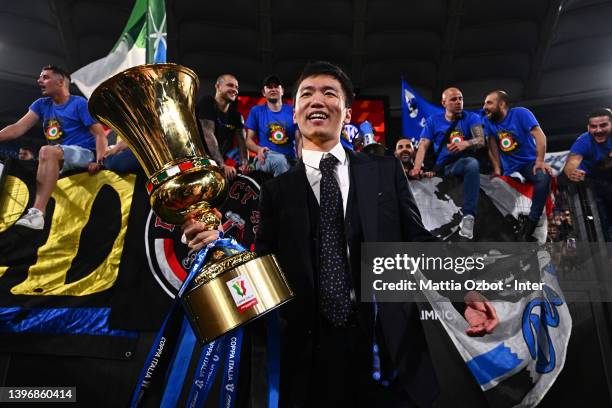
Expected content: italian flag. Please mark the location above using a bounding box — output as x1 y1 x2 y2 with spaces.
71 0 167 98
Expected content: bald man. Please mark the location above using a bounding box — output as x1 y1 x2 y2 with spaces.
410 87 485 239
195 74 249 181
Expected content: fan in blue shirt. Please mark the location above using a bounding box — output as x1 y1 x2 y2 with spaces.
564 108 612 179
563 108 612 241
483 90 552 241
411 87 486 240
245 75 301 177
0 65 107 231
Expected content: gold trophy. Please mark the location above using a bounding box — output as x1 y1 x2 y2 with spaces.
89 63 293 343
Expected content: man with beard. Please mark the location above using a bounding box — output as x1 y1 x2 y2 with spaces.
245 75 301 177
564 108 612 240
0 65 107 230
196 73 248 181
185 62 498 407
482 90 552 241
410 87 485 240
395 137 415 174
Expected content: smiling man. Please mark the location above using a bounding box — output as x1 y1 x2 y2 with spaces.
245 75 301 177
0 64 106 230
195 73 248 181
563 108 612 240
394 137 415 174
185 61 498 407
564 108 612 181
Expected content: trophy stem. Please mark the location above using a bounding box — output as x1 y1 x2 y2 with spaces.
192 208 221 231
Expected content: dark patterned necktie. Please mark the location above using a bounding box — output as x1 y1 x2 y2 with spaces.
318 154 352 326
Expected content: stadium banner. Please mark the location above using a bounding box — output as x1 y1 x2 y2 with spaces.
0 161 260 359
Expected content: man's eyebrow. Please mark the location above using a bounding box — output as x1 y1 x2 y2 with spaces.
299 85 340 93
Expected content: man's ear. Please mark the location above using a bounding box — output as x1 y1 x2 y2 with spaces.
344 107 352 124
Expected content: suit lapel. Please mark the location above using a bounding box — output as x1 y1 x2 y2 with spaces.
278 161 316 288
348 150 378 241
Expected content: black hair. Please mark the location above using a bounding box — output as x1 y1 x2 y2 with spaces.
293 61 354 107
587 108 612 122
42 64 71 82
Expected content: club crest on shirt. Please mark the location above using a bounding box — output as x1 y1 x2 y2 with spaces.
45 119 63 141
268 123 288 145
498 131 518 153
449 130 465 144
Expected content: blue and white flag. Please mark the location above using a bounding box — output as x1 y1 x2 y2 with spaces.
409 177 571 406
401 80 443 142
416 254 570 406
72 0 167 98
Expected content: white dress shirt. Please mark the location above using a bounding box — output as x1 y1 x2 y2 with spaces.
302 142 350 216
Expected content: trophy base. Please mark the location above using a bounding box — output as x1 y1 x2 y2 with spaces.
182 254 293 343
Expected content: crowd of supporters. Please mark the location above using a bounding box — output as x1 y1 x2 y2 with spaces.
0 65 610 243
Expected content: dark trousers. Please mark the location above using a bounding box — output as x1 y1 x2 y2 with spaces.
517 162 551 222
303 321 415 408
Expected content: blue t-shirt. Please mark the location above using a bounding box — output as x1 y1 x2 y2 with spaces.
29 95 96 150
570 132 612 176
483 107 539 175
245 104 297 158
420 111 483 166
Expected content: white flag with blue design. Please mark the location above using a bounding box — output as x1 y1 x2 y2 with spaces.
71 0 167 98
416 251 571 407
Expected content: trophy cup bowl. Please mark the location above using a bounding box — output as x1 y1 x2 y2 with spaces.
89 63 293 342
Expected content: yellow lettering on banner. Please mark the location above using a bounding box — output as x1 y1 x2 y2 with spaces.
0 175 30 277
11 171 136 296
0 175 30 233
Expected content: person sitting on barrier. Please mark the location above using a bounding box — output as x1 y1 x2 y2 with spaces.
196 74 249 181
245 75 301 177
410 87 485 240
0 65 107 230
102 128 141 174
563 108 612 241
483 90 553 242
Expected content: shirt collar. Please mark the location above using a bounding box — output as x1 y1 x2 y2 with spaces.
302 142 347 169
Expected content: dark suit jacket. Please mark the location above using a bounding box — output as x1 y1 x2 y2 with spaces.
255 149 439 407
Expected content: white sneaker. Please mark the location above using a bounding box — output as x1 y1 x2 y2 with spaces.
15 208 44 230
458 215 475 239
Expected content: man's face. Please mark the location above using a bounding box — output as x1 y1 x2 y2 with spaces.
37 70 63 96
216 76 239 102
483 93 503 122
262 83 283 102
18 148 33 160
294 74 351 145
442 88 463 115
394 139 414 164
587 115 611 144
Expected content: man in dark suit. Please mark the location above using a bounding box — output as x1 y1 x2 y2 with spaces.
185 61 498 407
